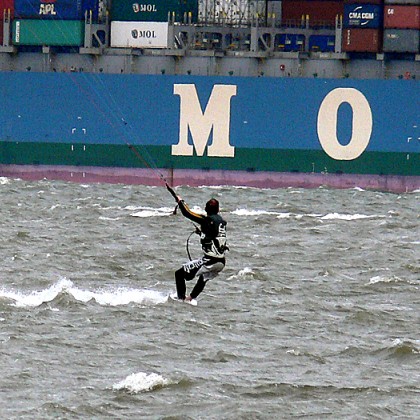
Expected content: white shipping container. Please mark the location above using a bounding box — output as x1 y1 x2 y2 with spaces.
110 21 169 48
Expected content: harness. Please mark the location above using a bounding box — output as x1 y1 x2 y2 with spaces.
186 225 200 261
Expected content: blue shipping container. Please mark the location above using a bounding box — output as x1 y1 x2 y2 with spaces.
14 0 99 20
275 34 305 52
343 4 383 28
309 35 336 52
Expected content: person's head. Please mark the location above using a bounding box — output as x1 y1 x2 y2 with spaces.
205 198 219 215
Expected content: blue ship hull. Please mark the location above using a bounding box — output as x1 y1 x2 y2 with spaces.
0 72 419 192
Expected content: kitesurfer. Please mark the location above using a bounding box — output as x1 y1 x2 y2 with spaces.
166 184 228 302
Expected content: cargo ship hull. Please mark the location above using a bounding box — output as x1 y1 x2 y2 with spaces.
0 72 419 192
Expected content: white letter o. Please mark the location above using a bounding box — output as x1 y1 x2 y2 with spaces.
317 88 372 160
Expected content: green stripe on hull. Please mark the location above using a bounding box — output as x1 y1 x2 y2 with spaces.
0 142 418 176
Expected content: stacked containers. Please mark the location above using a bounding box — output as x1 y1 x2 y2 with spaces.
0 0 14 46
12 0 100 46
280 1 343 52
383 1 420 53
342 1 384 52
110 0 198 49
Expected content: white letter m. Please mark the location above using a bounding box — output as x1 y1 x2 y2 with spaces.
172 84 236 157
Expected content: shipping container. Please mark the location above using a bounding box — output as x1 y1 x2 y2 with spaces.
384 0 419 4
281 1 344 28
0 0 14 15
343 4 383 28
0 0 14 45
12 20 85 46
309 35 336 52
342 28 382 52
14 0 99 20
383 29 420 52
110 21 169 49
344 0 383 4
384 6 420 29
275 34 305 52
110 0 198 23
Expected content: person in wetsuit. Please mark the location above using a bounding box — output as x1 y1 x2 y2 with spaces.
167 185 228 302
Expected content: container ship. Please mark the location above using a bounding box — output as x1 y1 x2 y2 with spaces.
0 0 419 192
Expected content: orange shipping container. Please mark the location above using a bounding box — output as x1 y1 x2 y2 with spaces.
384 6 420 29
342 28 382 53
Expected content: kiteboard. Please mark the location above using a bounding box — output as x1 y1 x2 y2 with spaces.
169 293 198 307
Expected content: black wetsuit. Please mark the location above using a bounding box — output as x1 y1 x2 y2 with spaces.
175 200 227 299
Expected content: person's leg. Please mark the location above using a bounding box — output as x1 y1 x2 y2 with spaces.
175 268 186 299
187 261 225 300
189 275 207 299
175 259 204 300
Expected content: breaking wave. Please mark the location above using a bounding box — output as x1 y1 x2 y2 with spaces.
231 209 385 220
375 339 420 358
0 278 168 308
112 372 170 394
129 206 175 218
367 275 419 286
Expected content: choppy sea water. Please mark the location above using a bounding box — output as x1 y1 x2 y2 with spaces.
0 177 418 419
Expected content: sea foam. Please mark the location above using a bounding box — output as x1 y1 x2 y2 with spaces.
0 278 168 308
113 372 169 393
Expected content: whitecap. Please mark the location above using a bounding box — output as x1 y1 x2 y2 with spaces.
286 349 301 356
0 177 10 185
296 213 323 219
199 185 225 190
276 212 292 219
321 213 383 221
367 275 403 285
227 267 255 280
389 338 420 354
131 206 177 217
0 279 168 308
98 216 121 221
239 267 254 276
113 372 169 394
232 209 281 216
0 278 74 308
61 284 168 306
84 288 168 306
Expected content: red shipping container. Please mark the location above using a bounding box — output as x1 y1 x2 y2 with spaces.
342 28 382 52
344 0 383 4
282 1 344 26
384 6 420 29
0 0 14 46
0 0 14 16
